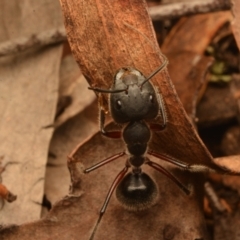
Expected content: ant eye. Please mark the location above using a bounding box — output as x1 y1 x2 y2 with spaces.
149 95 154 103
116 100 122 110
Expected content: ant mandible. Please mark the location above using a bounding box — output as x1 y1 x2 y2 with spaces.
84 54 191 240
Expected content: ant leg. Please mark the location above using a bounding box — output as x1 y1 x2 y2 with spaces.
145 159 190 195
149 123 166 131
157 92 167 129
148 150 191 170
88 165 129 240
153 89 167 131
99 107 121 139
149 92 167 132
84 152 126 173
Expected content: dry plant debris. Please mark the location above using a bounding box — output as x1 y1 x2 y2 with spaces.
0 0 240 240
0 0 63 224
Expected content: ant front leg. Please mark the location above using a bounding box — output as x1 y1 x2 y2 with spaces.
88 86 122 138
157 92 167 128
150 91 167 132
99 103 121 139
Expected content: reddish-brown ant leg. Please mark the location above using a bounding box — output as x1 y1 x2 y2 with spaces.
100 108 121 138
89 165 129 240
148 150 190 170
149 123 166 131
149 90 167 132
145 159 190 195
84 152 126 173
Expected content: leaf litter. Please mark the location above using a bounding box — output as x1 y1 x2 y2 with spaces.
0 0 63 224
1 0 240 240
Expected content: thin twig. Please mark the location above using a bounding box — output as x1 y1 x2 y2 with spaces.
149 0 231 21
0 0 232 57
204 181 226 213
0 27 66 57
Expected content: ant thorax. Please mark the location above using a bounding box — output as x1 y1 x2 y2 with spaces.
123 121 150 161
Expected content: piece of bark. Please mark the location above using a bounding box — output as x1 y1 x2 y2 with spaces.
0 27 66 57
149 0 231 21
0 0 63 224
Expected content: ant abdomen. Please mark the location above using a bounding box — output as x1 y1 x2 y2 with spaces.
116 171 158 211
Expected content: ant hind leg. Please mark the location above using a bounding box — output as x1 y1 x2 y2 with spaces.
88 165 129 240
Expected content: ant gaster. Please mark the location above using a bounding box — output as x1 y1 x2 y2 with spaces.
84 55 191 240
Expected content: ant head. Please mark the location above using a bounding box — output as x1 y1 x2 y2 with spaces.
88 56 168 124
116 171 158 211
109 67 159 123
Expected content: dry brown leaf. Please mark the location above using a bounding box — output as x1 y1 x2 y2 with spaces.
2 1 238 239
197 83 238 127
55 54 96 127
163 12 232 54
221 126 240 155
213 155 240 172
0 0 63 224
214 209 240 240
42 100 99 216
162 12 232 117
60 0 229 171
231 0 240 50
0 128 210 240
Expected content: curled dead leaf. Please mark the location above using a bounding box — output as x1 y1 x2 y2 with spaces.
162 11 232 119
59 0 231 172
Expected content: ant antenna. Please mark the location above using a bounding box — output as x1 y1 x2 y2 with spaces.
140 54 168 87
88 86 128 93
89 23 168 94
123 22 168 87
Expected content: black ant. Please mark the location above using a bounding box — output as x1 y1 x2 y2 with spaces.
84 54 191 240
